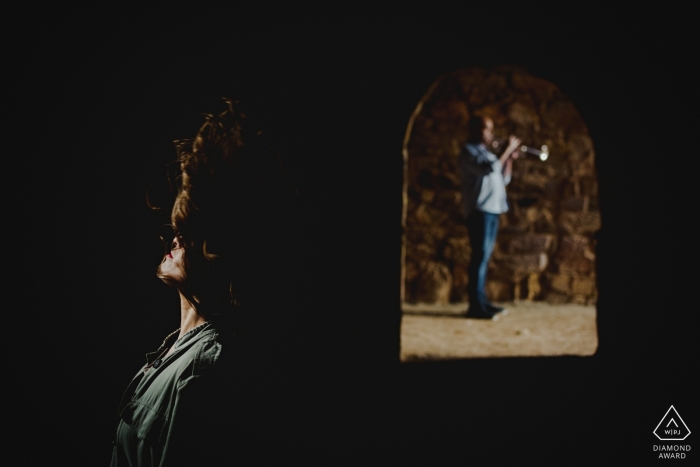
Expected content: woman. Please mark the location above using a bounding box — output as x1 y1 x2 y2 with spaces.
111 99 295 466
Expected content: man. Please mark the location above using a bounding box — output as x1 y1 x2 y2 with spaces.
459 115 520 320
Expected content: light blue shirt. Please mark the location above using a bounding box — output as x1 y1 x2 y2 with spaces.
458 143 510 217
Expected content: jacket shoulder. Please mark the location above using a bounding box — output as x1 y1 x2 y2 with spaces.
194 337 221 370
190 330 235 377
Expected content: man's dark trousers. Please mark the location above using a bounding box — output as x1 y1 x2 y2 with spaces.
466 209 500 312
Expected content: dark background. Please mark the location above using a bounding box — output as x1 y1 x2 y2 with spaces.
13 4 697 464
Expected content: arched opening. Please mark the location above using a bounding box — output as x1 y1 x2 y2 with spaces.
400 66 599 360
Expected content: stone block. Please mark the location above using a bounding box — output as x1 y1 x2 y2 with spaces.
524 207 540 224
411 226 448 248
558 257 594 275
534 208 557 233
570 156 595 178
420 189 435 203
566 134 593 162
436 172 461 190
561 197 586 211
452 224 469 237
415 169 435 189
549 273 571 294
556 234 589 257
555 236 594 274
415 261 452 305
447 100 469 122
571 276 596 296
508 233 554 254
499 252 548 275
545 291 570 304
579 175 598 197
508 101 539 126
434 190 461 208
560 209 600 234
452 265 468 289
520 171 550 190
486 280 513 302
544 179 561 197
410 203 451 227
443 236 471 263
406 243 436 262
409 203 431 225
429 225 449 243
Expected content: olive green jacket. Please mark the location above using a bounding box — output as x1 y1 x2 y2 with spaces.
111 321 235 467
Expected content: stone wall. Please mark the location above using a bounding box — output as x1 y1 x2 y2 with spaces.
401 66 598 306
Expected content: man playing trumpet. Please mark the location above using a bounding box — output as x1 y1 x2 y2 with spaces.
459 115 521 320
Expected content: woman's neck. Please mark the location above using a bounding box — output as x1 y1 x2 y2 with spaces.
178 291 207 338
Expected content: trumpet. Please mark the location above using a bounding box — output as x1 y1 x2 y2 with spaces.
491 138 549 161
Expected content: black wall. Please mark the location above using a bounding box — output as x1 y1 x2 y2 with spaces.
15 4 697 464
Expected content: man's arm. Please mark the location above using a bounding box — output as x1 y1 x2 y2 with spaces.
498 135 521 166
502 156 517 185
499 136 521 185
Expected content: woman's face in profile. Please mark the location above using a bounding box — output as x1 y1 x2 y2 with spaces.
481 118 494 145
159 236 186 283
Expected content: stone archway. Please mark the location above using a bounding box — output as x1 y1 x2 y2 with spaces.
401 66 599 307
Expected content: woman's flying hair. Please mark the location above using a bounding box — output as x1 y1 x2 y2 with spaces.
158 98 294 320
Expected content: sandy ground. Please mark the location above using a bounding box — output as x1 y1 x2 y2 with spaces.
400 301 597 361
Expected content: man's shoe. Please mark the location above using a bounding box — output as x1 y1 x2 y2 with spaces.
485 303 508 315
466 307 498 321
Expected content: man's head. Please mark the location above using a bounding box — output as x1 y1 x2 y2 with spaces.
467 115 494 145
